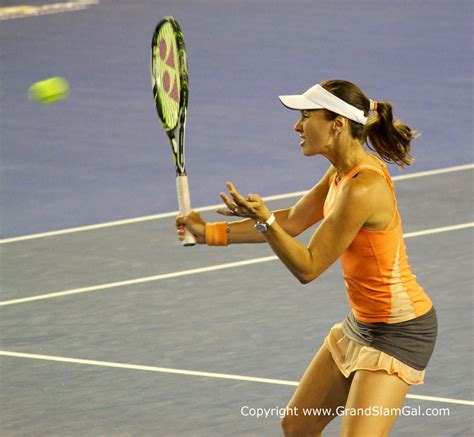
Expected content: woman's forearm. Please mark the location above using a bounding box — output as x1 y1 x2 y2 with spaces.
228 208 293 244
262 221 316 283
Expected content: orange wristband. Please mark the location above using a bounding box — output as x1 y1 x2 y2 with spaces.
205 222 228 246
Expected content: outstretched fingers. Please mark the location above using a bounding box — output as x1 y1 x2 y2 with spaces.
215 182 246 216
226 181 248 207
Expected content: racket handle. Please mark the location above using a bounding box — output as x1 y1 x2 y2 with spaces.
176 174 196 246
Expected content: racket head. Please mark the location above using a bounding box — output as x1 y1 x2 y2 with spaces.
151 17 188 131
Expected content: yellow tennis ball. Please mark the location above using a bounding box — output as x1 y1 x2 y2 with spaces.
28 77 69 104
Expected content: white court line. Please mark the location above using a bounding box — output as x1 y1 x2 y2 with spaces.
0 351 472 406
1 223 472 307
0 257 278 306
1 163 472 244
403 223 474 238
0 1 99 21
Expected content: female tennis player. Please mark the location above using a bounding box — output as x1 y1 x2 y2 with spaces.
176 79 437 436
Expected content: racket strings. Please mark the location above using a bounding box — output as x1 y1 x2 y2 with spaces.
154 22 181 128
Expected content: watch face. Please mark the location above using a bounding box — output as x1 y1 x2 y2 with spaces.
255 223 267 233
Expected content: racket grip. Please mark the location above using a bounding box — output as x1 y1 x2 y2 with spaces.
176 174 196 246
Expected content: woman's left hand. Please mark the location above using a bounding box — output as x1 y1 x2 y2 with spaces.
216 181 271 222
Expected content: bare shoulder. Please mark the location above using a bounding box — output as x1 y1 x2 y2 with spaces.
343 170 390 206
357 169 391 194
342 169 395 229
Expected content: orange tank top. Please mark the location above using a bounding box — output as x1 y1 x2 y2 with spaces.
323 156 432 324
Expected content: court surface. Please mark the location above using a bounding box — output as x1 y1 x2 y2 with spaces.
1 1 473 436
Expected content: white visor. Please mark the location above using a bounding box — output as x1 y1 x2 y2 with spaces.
279 84 368 125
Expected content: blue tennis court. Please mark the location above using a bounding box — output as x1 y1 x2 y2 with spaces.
1 1 473 435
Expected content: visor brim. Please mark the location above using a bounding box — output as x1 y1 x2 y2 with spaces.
278 94 324 110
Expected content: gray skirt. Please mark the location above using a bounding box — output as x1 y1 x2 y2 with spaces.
341 307 438 371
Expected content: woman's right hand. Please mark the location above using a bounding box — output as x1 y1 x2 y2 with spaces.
176 211 206 244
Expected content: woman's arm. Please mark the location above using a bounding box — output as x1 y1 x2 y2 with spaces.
225 172 379 283
176 165 335 244
224 165 335 243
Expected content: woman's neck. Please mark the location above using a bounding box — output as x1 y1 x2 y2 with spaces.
326 141 370 181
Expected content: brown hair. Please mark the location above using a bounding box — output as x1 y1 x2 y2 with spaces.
320 79 417 167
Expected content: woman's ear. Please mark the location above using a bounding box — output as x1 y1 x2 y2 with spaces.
333 115 346 131
333 115 346 137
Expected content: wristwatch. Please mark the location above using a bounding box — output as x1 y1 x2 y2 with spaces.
255 213 276 233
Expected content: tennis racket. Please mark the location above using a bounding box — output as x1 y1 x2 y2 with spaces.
151 16 196 246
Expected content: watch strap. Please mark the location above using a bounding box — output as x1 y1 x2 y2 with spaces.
255 213 276 233
265 213 276 227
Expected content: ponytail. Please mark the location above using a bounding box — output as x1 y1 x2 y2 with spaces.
320 80 418 168
364 101 418 168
